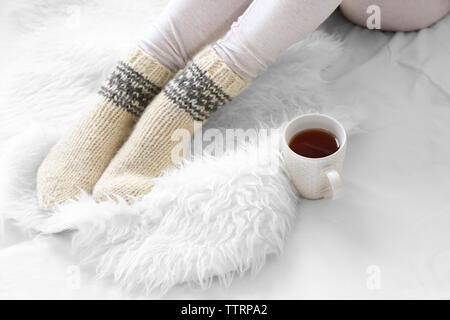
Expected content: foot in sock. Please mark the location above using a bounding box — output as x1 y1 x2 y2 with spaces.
93 47 249 202
37 47 173 210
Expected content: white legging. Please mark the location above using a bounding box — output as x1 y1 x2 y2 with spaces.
139 0 450 79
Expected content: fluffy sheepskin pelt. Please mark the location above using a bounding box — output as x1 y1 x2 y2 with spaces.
0 0 363 295
47 139 300 294
1 126 302 294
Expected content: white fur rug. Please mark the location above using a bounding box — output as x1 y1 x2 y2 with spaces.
0 0 361 295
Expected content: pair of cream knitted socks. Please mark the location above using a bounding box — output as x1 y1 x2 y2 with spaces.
37 47 248 209
37 47 173 209
92 47 248 202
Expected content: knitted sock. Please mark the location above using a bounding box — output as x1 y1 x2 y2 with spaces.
93 47 249 202
37 47 173 210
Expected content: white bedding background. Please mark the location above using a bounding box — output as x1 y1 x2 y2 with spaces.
0 0 449 299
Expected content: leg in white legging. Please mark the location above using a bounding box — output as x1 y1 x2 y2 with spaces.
214 0 342 80
139 0 253 72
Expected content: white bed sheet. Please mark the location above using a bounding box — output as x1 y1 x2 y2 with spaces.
1 11 450 299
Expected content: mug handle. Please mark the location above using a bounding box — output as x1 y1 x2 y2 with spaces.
323 168 343 200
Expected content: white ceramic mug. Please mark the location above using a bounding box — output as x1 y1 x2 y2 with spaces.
281 113 347 200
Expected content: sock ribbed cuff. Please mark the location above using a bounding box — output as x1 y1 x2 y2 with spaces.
162 46 250 122
98 46 174 118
